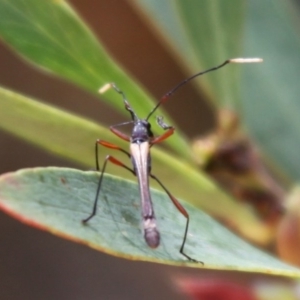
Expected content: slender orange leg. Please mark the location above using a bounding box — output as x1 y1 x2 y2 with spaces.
151 128 175 145
95 140 131 171
150 173 202 263
152 116 175 145
110 126 131 142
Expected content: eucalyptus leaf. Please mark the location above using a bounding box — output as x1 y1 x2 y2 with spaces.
242 0 300 181
130 0 245 108
132 0 300 182
0 167 298 277
0 0 189 157
0 86 120 166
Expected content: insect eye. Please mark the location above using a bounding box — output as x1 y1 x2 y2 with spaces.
142 120 151 129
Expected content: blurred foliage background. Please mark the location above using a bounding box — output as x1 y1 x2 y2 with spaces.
1 0 300 299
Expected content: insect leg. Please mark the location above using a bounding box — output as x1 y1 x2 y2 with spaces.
151 117 174 145
109 126 131 142
95 140 131 171
150 173 203 264
84 150 134 223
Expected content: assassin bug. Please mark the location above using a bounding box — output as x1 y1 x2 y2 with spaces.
82 58 262 262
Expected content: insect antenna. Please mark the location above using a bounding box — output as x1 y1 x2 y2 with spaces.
146 58 263 121
100 83 138 121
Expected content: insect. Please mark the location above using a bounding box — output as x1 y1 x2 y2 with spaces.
82 58 262 262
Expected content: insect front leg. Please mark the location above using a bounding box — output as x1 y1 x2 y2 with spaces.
151 116 175 145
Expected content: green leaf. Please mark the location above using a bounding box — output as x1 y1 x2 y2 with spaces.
0 86 275 244
242 0 300 181
0 86 120 166
0 167 299 276
132 0 300 182
0 0 189 157
130 0 246 108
